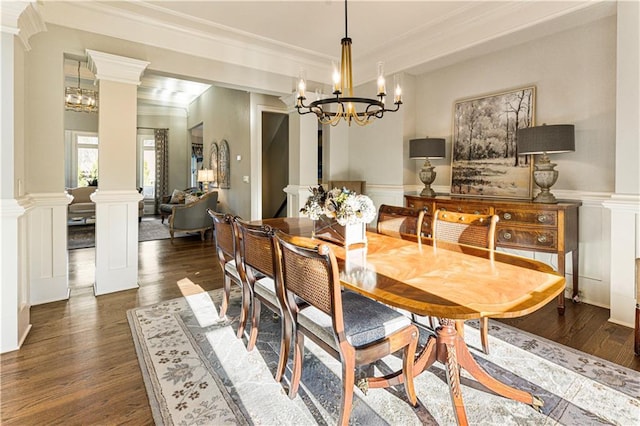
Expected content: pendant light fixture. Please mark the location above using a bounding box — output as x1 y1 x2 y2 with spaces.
64 60 98 113
296 0 401 126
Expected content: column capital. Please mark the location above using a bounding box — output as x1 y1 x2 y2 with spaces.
1 1 46 50
86 50 150 85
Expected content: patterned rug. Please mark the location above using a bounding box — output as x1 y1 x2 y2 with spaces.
127 288 640 425
68 217 198 249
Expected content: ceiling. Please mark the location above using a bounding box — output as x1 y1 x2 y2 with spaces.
52 1 616 109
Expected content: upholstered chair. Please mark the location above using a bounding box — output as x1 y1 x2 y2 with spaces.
272 230 418 426
169 191 218 241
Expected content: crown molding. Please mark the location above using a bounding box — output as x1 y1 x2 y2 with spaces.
1 1 46 50
40 1 331 85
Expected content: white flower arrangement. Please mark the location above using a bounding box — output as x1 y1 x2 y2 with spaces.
300 185 376 226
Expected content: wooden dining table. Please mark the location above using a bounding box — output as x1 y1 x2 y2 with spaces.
254 217 566 425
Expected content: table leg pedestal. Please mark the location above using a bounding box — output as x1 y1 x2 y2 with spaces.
367 319 543 426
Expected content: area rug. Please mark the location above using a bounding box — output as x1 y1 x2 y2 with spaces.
68 218 197 249
127 288 640 425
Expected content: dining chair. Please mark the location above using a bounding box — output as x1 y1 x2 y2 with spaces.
207 209 248 339
431 208 499 354
273 230 419 425
376 204 425 238
232 219 291 382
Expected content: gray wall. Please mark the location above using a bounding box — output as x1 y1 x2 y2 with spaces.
413 15 616 193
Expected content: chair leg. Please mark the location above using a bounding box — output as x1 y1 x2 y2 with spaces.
402 326 419 406
288 330 304 399
219 275 231 319
237 279 249 340
200 230 205 241
247 296 261 351
275 314 291 383
480 317 490 354
338 353 356 426
169 230 174 241
455 320 465 338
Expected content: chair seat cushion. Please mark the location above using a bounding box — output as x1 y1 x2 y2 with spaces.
255 277 279 306
224 260 241 281
298 291 411 349
255 276 305 308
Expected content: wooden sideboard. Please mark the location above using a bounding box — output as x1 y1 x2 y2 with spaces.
405 195 581 315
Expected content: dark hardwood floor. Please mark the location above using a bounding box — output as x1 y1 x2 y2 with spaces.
1 232 638 424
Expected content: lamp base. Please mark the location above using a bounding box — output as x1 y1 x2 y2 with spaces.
532 189 557 204
419 162 437 198
532 154 559 204
420 186 436 197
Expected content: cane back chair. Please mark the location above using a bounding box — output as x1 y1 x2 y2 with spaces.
207 210 248 339
432 209 499 354
272 230 419 426
376 204 425 238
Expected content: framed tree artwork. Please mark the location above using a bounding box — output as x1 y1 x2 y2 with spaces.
451 86 536 199
209 142 219 188
218 139 230 189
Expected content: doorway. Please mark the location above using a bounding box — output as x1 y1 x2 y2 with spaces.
261 112 289 219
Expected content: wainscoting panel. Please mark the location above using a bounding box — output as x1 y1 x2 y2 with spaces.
93 190 142 296
28 193 71 305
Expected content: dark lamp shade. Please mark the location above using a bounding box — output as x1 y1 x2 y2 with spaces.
516 124 575 155
409 138 445 159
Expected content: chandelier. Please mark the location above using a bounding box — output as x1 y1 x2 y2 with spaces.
295 0 401 126
64 61 98 113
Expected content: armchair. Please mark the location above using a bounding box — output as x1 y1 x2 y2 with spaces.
168 191 219 241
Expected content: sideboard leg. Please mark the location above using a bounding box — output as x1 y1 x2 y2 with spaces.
557 250 567 315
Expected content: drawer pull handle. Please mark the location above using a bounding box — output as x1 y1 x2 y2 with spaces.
503 232 512 240
474 210 480 215
457 207 462 212
537 215 547 223
503 212 512 220
537 235 548 243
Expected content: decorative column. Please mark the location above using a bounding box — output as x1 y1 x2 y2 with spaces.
86 50 148 295
603 1 640 327
0 1 44 352
281 93 319 217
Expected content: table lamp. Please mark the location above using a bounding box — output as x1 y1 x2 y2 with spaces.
409 137 446 197
197 169 215 192
516 124 575 203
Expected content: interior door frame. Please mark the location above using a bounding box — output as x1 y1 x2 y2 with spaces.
251 105 288 220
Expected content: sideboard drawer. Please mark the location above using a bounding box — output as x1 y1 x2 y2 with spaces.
406 197 431 213
435 201 491 215
495 209 557 227
496 227 557 250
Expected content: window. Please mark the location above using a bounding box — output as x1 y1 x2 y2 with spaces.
65 131 98 188
137 133 156 199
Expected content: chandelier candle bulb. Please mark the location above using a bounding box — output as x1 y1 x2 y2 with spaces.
377 62 386 96
394 74 402 104
332 61 341 93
